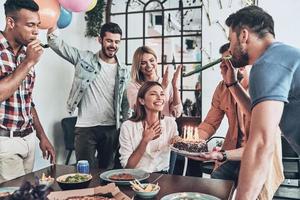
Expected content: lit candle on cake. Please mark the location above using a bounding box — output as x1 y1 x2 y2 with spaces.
182 126 200 142
183 126 187 140
194 127 199 140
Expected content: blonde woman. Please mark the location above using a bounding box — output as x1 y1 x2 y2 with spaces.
127 46 182 118
119 81 178 173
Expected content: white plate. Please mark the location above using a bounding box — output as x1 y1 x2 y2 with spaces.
99 169 150 185
161 192 220 200
170 146 207 157
0 187 18 196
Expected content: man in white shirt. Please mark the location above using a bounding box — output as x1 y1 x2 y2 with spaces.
47 23 130 169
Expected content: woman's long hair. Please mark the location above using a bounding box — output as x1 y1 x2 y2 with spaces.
131 46 158 85
130 81 163 122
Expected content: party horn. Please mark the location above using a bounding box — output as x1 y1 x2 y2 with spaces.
40 43 49 48
183 55 232 77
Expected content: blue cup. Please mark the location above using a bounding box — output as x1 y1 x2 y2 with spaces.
77 160 90 174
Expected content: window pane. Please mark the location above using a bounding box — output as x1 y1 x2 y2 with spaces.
127 39 143 65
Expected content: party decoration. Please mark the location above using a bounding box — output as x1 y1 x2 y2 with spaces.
58 0 92 12
85 0 104 37
57 6 72 29
34 0 60 29
86 0 97 12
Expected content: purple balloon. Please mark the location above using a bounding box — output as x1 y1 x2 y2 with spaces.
57 7 72 29
58 0 92 12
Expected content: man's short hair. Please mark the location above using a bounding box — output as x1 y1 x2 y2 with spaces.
4 0 39 17
99 22 122 38
225 5 275 38
219 43 230 54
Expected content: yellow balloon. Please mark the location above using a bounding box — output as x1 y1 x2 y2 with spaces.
86 0 97 11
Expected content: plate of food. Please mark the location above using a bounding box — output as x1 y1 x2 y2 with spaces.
170 136 208 157
161 192 220 200
100 169 150 185
56 173 92 190
0 187 19 198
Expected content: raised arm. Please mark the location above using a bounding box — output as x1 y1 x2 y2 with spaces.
170 65 183 117
47 26 87 65
0 40 43 101
221 59 251 116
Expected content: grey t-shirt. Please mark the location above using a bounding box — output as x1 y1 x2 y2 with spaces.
250 42 300 155
76 58 117 127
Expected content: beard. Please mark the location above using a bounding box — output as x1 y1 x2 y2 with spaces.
102 46 117 58
230 42 249 68
237 70 244 82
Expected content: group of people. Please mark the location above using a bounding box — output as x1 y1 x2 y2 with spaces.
1 0 300 199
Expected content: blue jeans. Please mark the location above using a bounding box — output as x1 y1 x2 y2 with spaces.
211 161 240 182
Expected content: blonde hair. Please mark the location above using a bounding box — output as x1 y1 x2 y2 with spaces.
131 46 158 84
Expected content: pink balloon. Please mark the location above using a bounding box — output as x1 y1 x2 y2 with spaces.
58 0 93 12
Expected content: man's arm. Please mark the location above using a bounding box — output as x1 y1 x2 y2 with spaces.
236 101 283 200
189 147 244 161
228 83 251 115
31 106 56 164
47 26 85 65
221 59 251 115
0 40 43 101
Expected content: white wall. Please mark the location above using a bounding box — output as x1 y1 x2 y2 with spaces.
1 0 300 171
201 0 247 137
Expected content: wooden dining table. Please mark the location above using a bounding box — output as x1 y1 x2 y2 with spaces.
0 165 235 200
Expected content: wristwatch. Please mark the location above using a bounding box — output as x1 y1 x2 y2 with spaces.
225 81 238 88
218 150 227 162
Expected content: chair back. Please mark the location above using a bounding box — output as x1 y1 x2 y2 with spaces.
281 136 300 180
61 117 77 150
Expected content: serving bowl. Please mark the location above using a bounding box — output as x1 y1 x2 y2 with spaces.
132 183 160 199
56 173 92 190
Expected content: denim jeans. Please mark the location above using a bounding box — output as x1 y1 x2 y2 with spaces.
74 125 118 169
211 161 240 182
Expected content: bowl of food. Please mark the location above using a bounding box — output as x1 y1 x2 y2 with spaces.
56 173 92 190
131 182 160 199
39 173 54 187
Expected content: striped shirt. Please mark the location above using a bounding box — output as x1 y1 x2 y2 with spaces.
0 32 35 131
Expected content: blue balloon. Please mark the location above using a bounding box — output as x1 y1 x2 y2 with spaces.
57 7 72 29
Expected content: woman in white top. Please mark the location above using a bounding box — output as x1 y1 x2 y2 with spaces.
127 46 182 118
119 81 178 173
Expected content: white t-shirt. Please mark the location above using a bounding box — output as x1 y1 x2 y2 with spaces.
76 58 117 127
119 116 178 172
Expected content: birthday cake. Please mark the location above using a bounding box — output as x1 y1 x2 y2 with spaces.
172 136 208 153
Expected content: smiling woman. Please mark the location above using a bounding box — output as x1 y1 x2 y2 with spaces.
119 81 179 173
127 46 183 118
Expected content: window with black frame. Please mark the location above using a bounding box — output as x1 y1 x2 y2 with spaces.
107 0 203 118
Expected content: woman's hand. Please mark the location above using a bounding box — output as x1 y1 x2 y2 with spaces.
172 65 182 89
142 120 161 143
161 66 169 89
